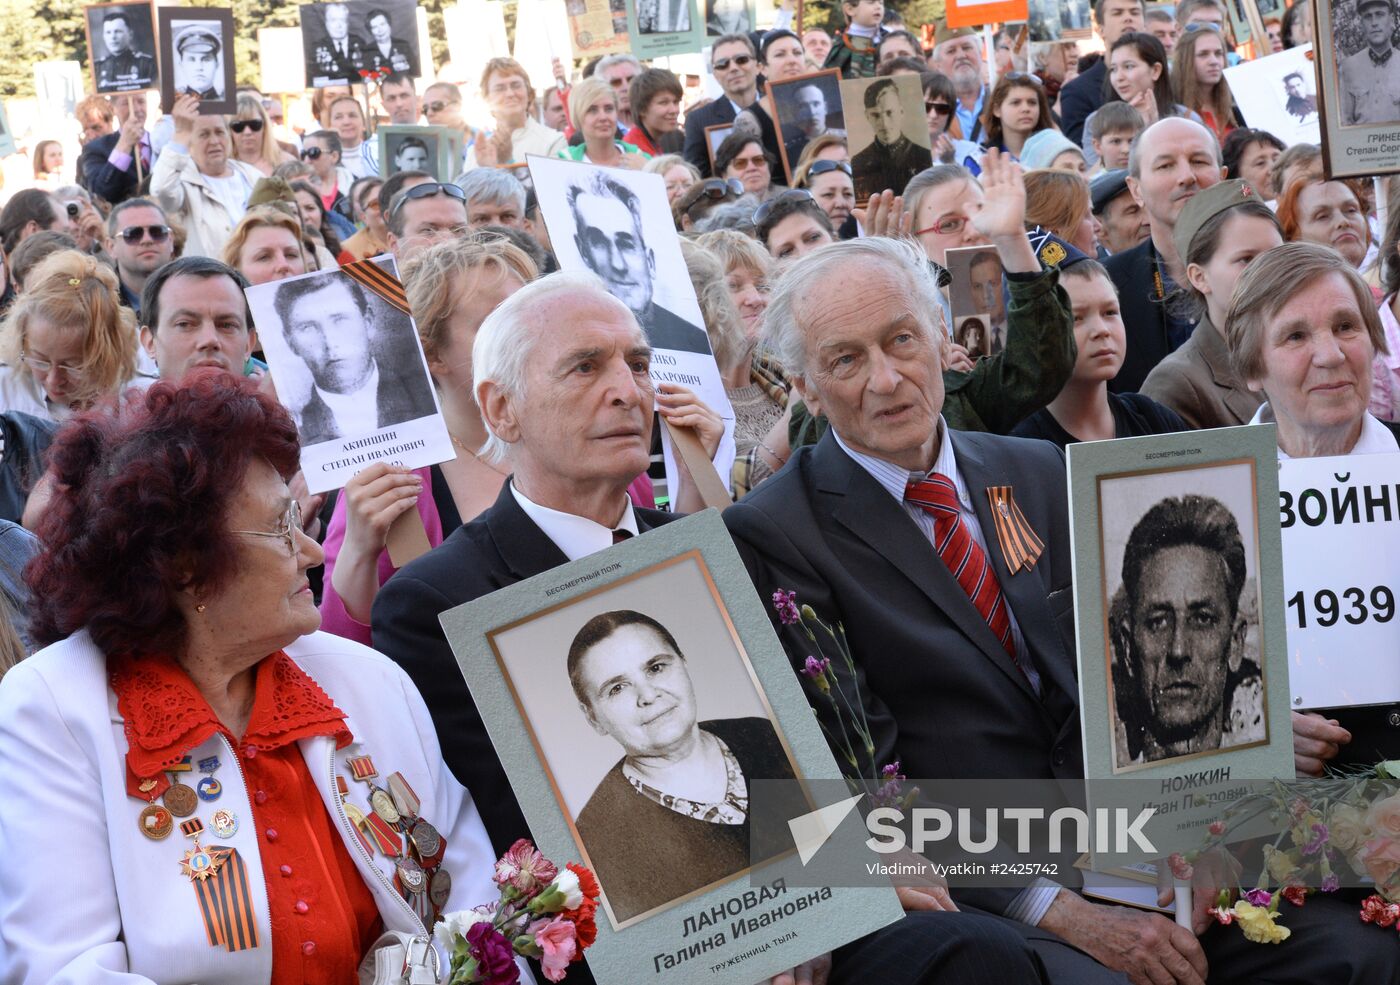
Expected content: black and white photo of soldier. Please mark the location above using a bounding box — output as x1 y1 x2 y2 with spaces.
637 0 691 35
1282 70 1317 121
847 77 933 206
567 170 712 355
1338 0 1400 126
772 73 845 169
705 0 750 35
1109 494 1266 769
568 610 796 924
89 4 157 92
171 23 224 101
393 136 431 173
270 271 437 445
306 2 368 85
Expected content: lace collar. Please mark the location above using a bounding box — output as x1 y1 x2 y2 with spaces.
111 651 353 779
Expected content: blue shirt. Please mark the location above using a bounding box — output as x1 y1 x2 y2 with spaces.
955 85 988 144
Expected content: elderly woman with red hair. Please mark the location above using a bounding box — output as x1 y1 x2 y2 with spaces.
0 372 521 984
1276 176 1373 276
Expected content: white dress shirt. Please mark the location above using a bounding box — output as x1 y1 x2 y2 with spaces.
510 481 639 561
313 359 380 437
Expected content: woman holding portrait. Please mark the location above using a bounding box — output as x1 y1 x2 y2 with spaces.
1225 242 1400 773
0 371 515 983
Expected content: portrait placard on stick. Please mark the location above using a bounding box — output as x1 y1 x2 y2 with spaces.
1222 45 1320 148
840 74 932 202
766 69 844 183
567 0 630 59
527 154 737 497
625 0 705 59
1067 424 1294 781
703 0 754 35
1277 452 1400 708
158 7 237 115
1313 0 1400 178
298 0 422 88
243 256 453 495
438 512 904 979
703 122 733 171
84 1 158 94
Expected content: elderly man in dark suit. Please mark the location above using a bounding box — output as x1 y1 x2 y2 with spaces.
724 234 1400 984
272 272 436 444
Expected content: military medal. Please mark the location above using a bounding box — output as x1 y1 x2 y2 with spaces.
139 804 174 840
348 755 453 922
197 756 223 801
178 818 222 882
349 755 402 828
211 809 239 838
163 778 198 817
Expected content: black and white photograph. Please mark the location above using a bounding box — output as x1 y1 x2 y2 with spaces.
377 125 452 180
1311 0 1400 176
244 261 452 494
1097 461 1268 773
486 554 804 928
841 74 933 203
705 0 753 35
158 8 237 116
1028 0 1093 43
768 69 845 182
298 0 422 89
636 0 692 34
1223 44 1321 148
945 245 1008 358
84 1 158 94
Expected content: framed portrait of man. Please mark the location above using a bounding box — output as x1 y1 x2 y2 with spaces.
945 245 1008 359
84 1 158 94
299 0 422 88
1222 45 1321 149
1067 425 1294 783
439 513 904 983
377 124 455 180
703 122 733 171
243 258 453 494
704 0 753 35
158 7 237 115
767 69 845 182
1314 0 1400 177
840 74 932 203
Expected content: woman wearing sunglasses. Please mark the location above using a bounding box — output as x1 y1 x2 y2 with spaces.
672 176 745 231
793 157 856 232
229 93 293 177
715 133 776 200
922 71 983 171
0 249 140 423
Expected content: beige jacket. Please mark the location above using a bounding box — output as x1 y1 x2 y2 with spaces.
150 145 263 259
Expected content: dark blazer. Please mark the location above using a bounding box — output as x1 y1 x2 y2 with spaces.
682 96 738 176
295 332 437 446
80 132 147 205
1103 236 1174 394
370 481 683 855
850 134 933 201
1057 57 1106 146
640 301 711 355
723 428 1082 916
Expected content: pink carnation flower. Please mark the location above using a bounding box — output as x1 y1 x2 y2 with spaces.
532 917 579 982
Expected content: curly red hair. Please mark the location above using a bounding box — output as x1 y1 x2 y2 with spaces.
27 370 301 658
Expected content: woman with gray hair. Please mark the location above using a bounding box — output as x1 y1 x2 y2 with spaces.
1226 241 1400 775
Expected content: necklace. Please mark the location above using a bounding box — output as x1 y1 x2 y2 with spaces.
449 431 509 477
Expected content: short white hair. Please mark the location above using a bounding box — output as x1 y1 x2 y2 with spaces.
453 168 527 215
472 271 638 463
761 237 942 376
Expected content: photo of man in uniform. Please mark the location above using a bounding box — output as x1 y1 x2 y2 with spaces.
1109 494 1265 768
93 8 157 92
392 136 431 173
309 2 367 85
272 271 437 445
1282 70 1316 121
365 7 414 74
1338 0 1400 126
567 170 711 355
849 77 932 202
778 77 846 169
172 24 223 100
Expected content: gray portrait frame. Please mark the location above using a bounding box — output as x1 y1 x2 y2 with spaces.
1312 0 1400 177
376 124 458 181
158 7 237 115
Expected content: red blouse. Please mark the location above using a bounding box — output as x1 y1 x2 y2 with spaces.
112 652 384 984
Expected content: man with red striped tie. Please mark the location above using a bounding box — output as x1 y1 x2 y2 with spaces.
724 232 1393 985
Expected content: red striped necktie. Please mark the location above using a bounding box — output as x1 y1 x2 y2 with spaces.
904 473 1028 679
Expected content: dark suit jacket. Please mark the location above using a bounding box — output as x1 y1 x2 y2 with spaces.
370 481 684 855
640 301 711 355
850 135 933 202
1057 57 1106 146
295 332 437 446
80 132 147 205
723 428 1081 916
1103 236 1174 394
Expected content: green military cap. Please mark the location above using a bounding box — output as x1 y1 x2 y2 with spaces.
933 21 978 49
1173 178 1262 264
176 25 221 57
247 176 296 210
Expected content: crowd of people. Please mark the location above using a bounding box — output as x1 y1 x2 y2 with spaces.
1 0 1398 982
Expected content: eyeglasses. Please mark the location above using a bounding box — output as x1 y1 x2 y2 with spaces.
22 354 83 377
728 153 769 172
117 224 171 244
364 199 382 214
300 146 324 160
230 118 265 134
712 54 754 72
753 188 814 226
913 214 969 236
683 178 743 215
389 181 467 219
488 79 527 95
805 159 852 178
925 100 953 114
425 100 455 114
1182 21 1222 33
232 499 302 557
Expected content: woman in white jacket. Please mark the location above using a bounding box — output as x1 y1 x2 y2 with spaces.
151 93 263 260
0 371 531 985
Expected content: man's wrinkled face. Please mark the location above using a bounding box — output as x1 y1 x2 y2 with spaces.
284 279 373 393
325 5 350 40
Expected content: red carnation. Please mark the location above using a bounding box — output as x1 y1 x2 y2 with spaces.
562 898 597 959
566 863 600 902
